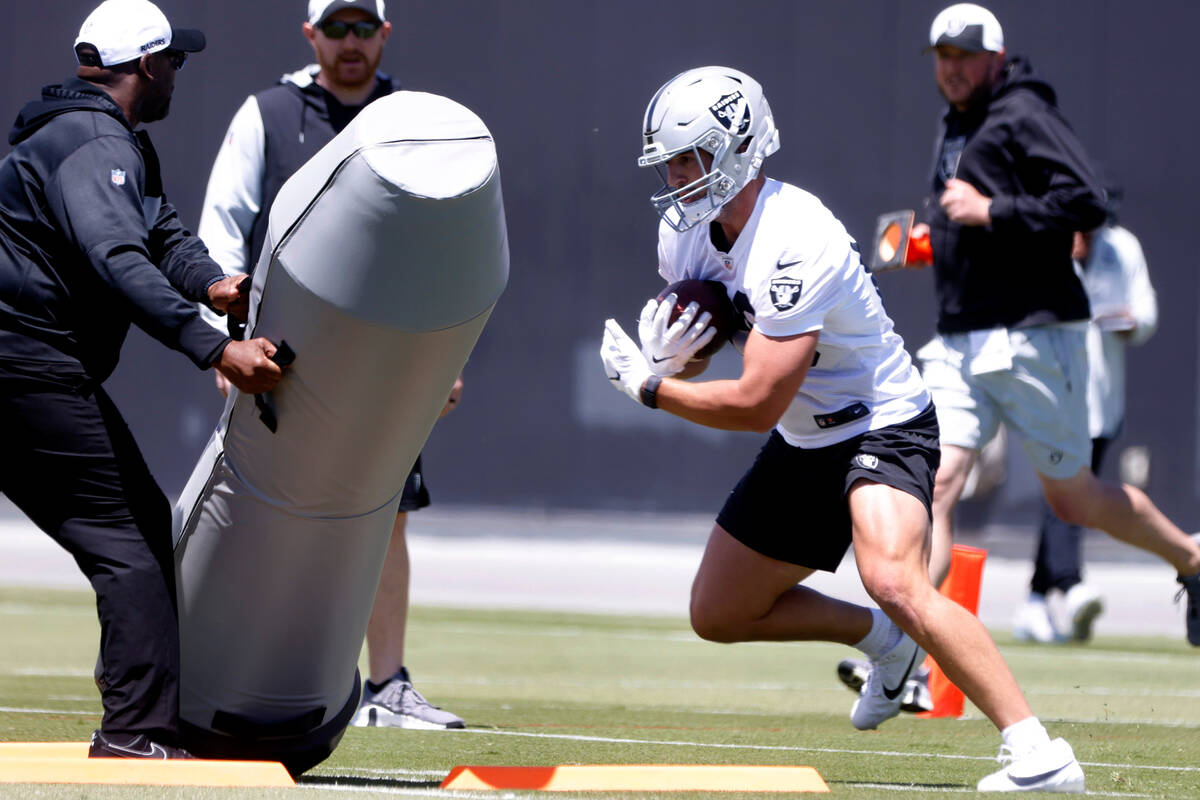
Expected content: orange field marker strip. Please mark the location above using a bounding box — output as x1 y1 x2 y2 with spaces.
441 764 829 792
0 742 294 787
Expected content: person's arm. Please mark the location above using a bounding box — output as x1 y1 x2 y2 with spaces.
655 328 817 432
47 135 229 369
196 96 266 330
603 319 816 432
1116 229 1158 346
150 198 246 318
984 108 1106 234
439 374 464 418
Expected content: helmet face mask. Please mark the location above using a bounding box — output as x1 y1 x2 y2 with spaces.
645 142 733 233
638 67 780 232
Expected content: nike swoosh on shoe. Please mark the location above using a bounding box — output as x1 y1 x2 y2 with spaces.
1009 765 1073 787
111 741 167 758
882 647 920 701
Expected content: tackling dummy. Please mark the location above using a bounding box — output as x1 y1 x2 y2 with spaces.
172 91 509 773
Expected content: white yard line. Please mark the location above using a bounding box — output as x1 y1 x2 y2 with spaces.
449 728 1200 773
1 513 1187 638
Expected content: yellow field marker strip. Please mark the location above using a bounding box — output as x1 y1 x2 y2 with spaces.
0 742 293 787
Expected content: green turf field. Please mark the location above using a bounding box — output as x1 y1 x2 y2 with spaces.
1 586 1197 798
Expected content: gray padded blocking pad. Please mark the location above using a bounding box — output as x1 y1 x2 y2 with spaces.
172 91 508 766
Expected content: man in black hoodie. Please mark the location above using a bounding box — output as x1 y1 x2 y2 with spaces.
842 3 1199 792
909 3 1199 638
198 0 465 732
0 0 286 758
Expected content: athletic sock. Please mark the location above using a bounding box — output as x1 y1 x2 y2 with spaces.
365 679 386 694
1001 716 1052 756
854 607 903 660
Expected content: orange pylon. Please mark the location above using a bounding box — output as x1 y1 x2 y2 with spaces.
917 544 988 719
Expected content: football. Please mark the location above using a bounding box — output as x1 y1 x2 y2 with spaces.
655 279 738 360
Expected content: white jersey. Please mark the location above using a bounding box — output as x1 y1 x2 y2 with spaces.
657 179 929 448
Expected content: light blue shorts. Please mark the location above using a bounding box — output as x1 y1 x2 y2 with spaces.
917 324 1090 480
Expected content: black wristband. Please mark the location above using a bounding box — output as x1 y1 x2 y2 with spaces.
640 374 662 409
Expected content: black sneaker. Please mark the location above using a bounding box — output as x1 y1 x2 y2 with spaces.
1177 572 1200 646
88 730 194 759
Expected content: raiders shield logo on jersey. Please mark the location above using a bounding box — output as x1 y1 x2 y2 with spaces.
769 277 802 310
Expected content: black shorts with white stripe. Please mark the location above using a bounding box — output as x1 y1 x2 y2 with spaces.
716 403 939 572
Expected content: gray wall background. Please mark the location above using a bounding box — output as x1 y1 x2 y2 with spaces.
4 1 1197 526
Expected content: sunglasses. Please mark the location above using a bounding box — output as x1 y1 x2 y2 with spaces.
318 20 381 39
164 50 187 70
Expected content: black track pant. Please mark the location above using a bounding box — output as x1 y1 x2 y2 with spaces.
1031 436 1111 595
0 382 179 742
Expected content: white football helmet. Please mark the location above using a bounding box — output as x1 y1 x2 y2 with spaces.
638 66 780 232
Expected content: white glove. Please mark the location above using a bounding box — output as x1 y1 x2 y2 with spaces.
637 295 717 377
601 319 653 403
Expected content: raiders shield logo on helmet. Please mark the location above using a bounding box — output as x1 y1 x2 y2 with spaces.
769 277 802 310
709 91 751 135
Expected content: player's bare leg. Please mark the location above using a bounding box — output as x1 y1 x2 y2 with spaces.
1040 468 1200 575
354 512 464 729
849 479 1033 730
366 512 411 683
689 525 873 645
835 444 977 710
928 443 978 586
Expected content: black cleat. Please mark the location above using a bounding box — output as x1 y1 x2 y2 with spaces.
88 730 194 759
1178 572 1200 646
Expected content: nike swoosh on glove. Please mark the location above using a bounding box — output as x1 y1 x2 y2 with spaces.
601 319 653 402
637 294 716 377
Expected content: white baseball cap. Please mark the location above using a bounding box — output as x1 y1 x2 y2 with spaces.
308 0 387 26
927 3 1004 53
75 0 205 67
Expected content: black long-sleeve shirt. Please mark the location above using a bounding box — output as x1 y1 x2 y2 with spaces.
0 77 229 387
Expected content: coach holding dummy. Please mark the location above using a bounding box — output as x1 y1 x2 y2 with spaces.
0 0 285 758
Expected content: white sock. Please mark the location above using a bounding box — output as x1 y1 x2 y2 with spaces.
1001 717 1051 755
854 608 902 660
1028 592 1048 605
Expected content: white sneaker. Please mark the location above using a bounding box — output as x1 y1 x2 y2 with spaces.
976 737 1085 792
1063 583 1104 642
849 630 925 730
1012 596 1061 643
837 658 932 713
351 668 465 730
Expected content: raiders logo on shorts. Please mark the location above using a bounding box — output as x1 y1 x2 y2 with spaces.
854 453 879 470
769 277 802 310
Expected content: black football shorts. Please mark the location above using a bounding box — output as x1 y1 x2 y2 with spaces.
397 454 431 512
716 404 939 572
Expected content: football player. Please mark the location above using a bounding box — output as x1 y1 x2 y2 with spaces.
600 66 1084 792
